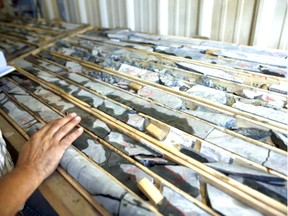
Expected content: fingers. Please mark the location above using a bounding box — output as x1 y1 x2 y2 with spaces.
60 127 83 148
45 113 78 137
53 115 82 142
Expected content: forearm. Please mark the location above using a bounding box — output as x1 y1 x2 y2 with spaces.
0 166 42 216
0 114 82 215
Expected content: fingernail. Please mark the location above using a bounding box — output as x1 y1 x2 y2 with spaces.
75 116 81 121
70 112 77 117
77 127 83 132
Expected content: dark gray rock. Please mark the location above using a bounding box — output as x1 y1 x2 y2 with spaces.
107 90 213 138
180 146 215 163
98 100 127 118
233 176 287 205
232 128 271 140
76 89 104 108
159 69 179 87
120 164 154 182
271 131 288 151
134 156 172 167
206 162 285 184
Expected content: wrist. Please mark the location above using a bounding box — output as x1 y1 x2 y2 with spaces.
14 165 43 187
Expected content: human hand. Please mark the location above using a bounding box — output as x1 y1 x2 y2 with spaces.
16 113 83 182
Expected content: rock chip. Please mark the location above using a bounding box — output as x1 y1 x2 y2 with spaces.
65 61 83 72
232 128 271 140
270 131 288 151
138 86 183 109
232 101 287 125
184 108 236 128
187 85 227 104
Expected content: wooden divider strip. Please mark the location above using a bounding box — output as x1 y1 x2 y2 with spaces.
15 67 287 215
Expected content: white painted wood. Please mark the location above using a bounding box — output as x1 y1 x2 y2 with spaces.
158 0 168 35
232 0 255 45
210 0 222 41
99 0 109 27
198 0 214 38
278 3 288 50
77 0 88 23
41 0 57 20
37 0 287 50
118 0 127 27
126 0 135 30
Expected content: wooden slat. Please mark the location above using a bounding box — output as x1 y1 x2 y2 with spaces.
41 51 288 156
0 113 106 216
3 74 218 216
6 65 287 181
14 67 287 216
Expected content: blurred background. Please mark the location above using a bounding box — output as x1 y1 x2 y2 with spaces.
0 0 287 50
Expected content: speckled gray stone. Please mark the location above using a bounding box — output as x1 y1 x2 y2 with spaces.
60 147 79 170
66 154 89 180
65 61 83 72
184 108 236 128
98 100 127 116
263 151 288 176
67 73 90 84
232 101 287 125
187 85 227 104
207 184 262 216
138 86 183 109
14 94 60 122
82 139 107 164
126 113 146 131
84 81 116 96
105 131 156 156
120 164 153 182
33 86 75 112
162 186 209 216
205 129 269 165
119 193 155 216
76 89 104 107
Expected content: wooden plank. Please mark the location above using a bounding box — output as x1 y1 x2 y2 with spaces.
43 51 288 151
45 47 288 132
75 29 288 86
81 39 286 99
26 53 288 179
137 178 164 205
3 74 218 216
14 67 287 215
0 114 105 216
